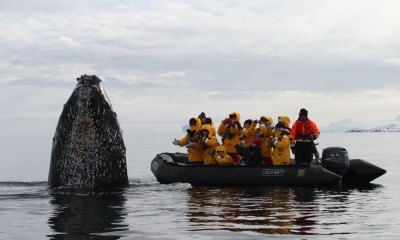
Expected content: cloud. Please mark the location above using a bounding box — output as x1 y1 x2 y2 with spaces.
1 0 400 126
57 36 80 48
1 0 400 90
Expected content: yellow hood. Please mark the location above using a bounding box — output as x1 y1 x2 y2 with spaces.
260 116 274 125
215 145 227 154
230 112 241 122
200 124 213 138
189 117 202 131
206 117 214 126
278 116 290 128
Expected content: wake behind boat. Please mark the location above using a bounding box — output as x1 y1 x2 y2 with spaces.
151 147 386 187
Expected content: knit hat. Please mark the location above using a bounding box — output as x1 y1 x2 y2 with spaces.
198 112 206 119
299 108 308 117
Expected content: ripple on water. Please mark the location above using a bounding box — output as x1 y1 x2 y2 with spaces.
0 174 399 239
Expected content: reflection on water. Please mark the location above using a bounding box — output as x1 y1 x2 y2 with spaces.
186 186 355 235
47 189 128 240
0 180 388 239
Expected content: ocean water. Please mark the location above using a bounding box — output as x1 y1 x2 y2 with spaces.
0 132 399 239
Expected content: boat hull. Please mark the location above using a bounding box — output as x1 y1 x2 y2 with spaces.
342 159 386 185
151 153 341 187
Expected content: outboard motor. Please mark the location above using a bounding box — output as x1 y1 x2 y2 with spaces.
321 147 350 176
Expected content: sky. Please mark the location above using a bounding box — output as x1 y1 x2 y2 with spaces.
1 0 400 180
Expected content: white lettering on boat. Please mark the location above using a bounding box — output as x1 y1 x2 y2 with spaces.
262 169 284 176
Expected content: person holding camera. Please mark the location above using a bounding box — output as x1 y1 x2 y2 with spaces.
240 119 256 147
217 112 242 164
256 116 275 165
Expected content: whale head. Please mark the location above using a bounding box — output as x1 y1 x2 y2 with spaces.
49 75 128 188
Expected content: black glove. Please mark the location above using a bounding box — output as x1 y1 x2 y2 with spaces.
186 129 195 138
310 134 317 140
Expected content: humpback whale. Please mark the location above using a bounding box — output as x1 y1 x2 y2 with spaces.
49 75 129 188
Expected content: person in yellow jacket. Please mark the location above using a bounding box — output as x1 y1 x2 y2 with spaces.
240 119 256 147
198 112 207 125
172 118 203 163
256 116 273 165
214 145 234 165
278 116 296 154
217 112 242 164
198 112 217 137
271 116 292 165
198 124 219 165
204 117 217 137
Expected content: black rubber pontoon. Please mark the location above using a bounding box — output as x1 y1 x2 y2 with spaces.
151 151 386 187
342 159 386 185
151 153 341 187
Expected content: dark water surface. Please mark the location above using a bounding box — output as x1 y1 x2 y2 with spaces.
0 133 399 239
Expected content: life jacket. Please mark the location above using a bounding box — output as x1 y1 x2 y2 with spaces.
294 120 313 140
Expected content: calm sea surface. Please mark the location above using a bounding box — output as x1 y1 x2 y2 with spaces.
0 132 399 239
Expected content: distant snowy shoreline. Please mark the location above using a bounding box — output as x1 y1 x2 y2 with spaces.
346 124 400 132
322 115 400 133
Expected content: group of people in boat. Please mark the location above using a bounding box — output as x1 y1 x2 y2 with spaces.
172 108 320 166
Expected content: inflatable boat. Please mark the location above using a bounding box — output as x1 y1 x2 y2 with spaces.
151 147 386 187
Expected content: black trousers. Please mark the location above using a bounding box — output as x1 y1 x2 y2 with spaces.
295 142 314 164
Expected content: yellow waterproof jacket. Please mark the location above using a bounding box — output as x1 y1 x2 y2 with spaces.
241 122 257 147
208 118 217 137
178 118 203 163
217 112 241 154
261 116 274 126
278 116 290 128
272 129 291 165
200 125 219 165
214 146 234 165
278 115 295 147
257 117 274 158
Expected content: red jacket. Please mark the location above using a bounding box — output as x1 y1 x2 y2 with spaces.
291 119 320 142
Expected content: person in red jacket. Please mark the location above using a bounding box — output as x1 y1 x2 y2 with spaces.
291 108 320 165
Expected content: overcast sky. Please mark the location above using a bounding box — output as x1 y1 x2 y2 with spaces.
1 0 400 180
2 0 400 126
1 0 400 128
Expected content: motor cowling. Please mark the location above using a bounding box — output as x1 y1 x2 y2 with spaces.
321 147 350 176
